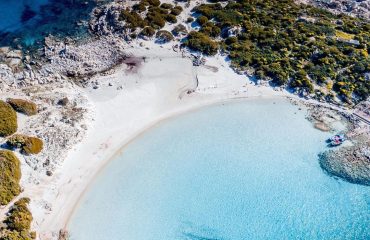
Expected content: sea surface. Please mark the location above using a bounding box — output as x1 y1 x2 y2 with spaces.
69 98 369 240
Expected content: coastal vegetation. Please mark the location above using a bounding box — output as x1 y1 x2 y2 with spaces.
0 150 21 206
183 0 370 102
0 198 36 240
120 0 183 32
156 30 174 43
6 99 37 116
0 101 17 137
6 134 43 155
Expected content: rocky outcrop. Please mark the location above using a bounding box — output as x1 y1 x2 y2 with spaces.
319 141 370 185
0 36 127 90
89 2 126 36
296 0 370 20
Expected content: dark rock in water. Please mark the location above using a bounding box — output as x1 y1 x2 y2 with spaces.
319 143 370 186
21 5 37 23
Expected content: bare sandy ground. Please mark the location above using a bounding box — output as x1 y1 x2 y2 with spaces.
30 42 286 239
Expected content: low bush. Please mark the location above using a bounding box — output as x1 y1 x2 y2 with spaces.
119 10 147 29
146 0 160 7
171 6 183 16
6 134 43 155
6 99 37 116
184 31 218 55
186 17 194 23
132 3 147 12
197 16 209 26
140 26 155 38
0 100 17 137
172 24 188 36
146 11 166 29
0 150 21 206
165 14 177 24
156 30 174 43
160 3 173 9
0 198 36 240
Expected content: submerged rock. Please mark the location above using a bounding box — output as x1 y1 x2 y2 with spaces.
319 142 370 186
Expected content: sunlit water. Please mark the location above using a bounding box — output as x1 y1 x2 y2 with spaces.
69 99 369 240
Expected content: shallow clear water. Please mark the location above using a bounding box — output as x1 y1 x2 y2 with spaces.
69 99 369 240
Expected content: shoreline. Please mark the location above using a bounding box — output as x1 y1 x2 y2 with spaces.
34 45 288 239
63 95 288 230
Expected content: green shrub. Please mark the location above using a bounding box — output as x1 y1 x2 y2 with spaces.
0 198 35 240
172 24 188 36
184 31 218 55
197 16 209 26
119 10 147 29
165 14 177 24
132 3 147 12
6 134 43 155
0 100 17 137
171 6 183 16
146 11 166 29
186 17 194 23
146 0 160 7
160 3 173 9
156 30 174 43
0 150 21 206
5 198 32 232
6 99 37 116
140 26 155 38
200 23 221 37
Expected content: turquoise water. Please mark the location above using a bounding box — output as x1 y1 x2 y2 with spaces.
69 99 369 240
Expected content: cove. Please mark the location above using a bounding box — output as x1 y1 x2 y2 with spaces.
69 98 369 240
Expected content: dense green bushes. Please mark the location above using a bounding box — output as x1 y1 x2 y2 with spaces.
0 198 36 240
0 150 21 206
184 31 218 55
119 9 147 30
187 0 370 101
0 101 17 137
6 134 43 155
6 99 37 116
121 0 183 31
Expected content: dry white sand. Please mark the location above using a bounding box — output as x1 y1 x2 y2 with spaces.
31 42 286 239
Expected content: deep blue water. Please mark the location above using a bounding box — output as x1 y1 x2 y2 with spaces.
69 99 369 240
0 0 49 32
0 0 96 48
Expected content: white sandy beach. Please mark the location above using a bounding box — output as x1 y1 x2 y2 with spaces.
23 41 286 239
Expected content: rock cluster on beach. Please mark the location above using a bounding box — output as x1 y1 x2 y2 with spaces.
0 36 127 90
